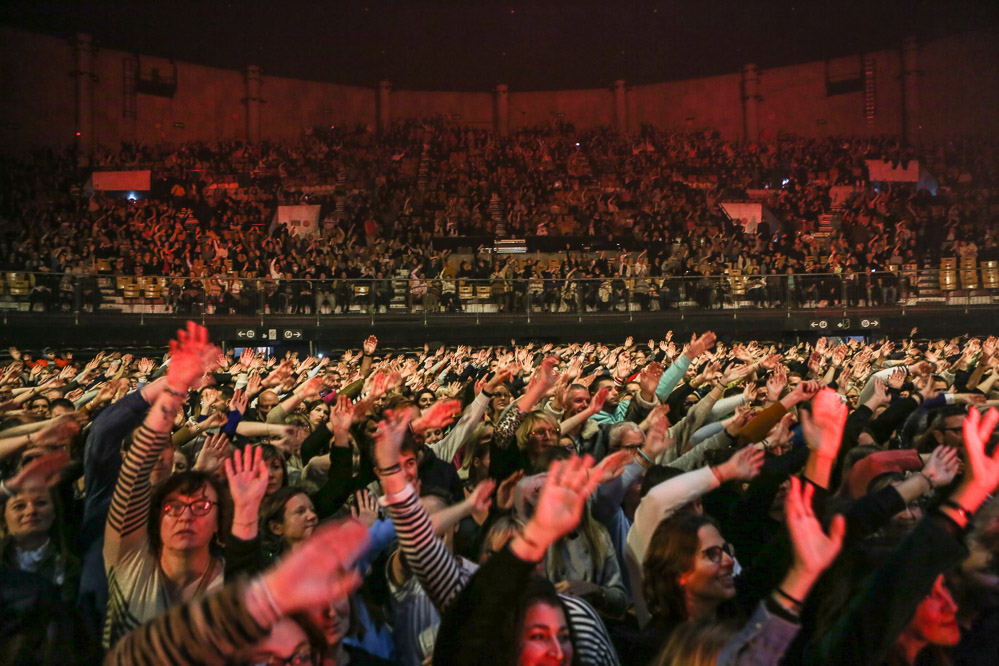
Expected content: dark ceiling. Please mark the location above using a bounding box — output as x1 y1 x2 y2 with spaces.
2 0 996 90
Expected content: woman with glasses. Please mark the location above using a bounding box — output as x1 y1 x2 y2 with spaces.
102 323 228 649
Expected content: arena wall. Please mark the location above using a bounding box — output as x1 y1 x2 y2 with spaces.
1 25 996 151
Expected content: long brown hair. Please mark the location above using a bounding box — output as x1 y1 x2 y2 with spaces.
643 513 717 624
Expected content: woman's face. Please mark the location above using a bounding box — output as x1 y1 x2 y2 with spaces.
905 575 960 647
275 493 317 546
681 524 736 606
4 489 56 544
265 456 285 497
307 403 330 428
491 388 513 412
310 596 351 647
519 601 572 666
526 418 560 459
417 392 436 411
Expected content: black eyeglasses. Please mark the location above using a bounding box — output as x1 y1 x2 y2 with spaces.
702 543 735 564
162 499 217 517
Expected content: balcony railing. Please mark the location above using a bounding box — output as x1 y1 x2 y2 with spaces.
1 269 997 318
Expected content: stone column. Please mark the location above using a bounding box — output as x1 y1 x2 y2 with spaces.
741 64 760 144
901 36 920 145
377 80 392 134
614 80 628 134
495 84 509 137
244 65 262 144
73 33 95 154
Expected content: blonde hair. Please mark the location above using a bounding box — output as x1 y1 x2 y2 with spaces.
514 411 558 452
653 619 738 666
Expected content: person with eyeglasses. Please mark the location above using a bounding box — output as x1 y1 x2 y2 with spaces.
102 322 227 650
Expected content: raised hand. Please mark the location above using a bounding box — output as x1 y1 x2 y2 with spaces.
686 331 717 360
34 413 85 447
296 376 323 401
463 478 497 517
228 389 248 415
166 321 217 392
373 408 410 471
262 518 369 615
5 450 70 494
497 469 526 511
784 476 846 585
767 368 788 402
137 357 155 375
328 395 354 434
717 445 765 482
922 445 960 489
194 432 231 473
954 407 999 511
799 388 847 460
225 444 269 518
245 373 262 397
273 426 309 457
721 363 753 385
412 398 461 435
239 347 256 369
639 361 664 398
887 367 907 390
351 489 380 528
518 456 603 559
592 449 633 483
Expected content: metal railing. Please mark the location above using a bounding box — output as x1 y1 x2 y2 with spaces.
1 269 996 318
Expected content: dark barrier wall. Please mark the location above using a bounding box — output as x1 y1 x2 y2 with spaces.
1 26 997 151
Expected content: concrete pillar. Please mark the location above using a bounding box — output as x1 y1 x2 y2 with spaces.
494 84 509 138
614 80 628 134
377 80 392 134
741 64 760 144
73 33 95 154
244 65 262 144
901 36 920 145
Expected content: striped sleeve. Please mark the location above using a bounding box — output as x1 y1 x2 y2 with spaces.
560 594 621 666
105 423 171 562
384 483 469 612
104 579 269 666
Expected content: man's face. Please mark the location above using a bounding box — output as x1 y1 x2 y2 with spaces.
159 483 219 553
594 379 619 407
256 391 279 417
566 388 590 417
399 450 420 490
613 428 645 453
934 414 965 448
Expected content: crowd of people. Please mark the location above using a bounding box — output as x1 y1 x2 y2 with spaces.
2 121 999 315
2 325 999 665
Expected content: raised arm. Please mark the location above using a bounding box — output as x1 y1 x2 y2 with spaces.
104 322 216 563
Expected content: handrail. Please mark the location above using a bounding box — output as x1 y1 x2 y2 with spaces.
1 268 995 317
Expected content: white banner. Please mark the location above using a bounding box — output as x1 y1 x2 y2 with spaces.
866 159 919 182
88 170 151 191
276 205 321 237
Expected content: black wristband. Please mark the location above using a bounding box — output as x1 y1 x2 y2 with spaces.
376 463 402 477
775 586 804 607
481 389 494 397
